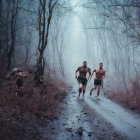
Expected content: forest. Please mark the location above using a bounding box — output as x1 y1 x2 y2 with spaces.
0 0 140 139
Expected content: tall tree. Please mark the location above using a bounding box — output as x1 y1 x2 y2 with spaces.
34 0 58 86
7 0 20 71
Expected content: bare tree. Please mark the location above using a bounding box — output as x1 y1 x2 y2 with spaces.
7 0 21 71
24 25 32 64
34 0 58 86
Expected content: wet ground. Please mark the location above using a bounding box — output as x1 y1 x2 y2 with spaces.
41 87 140 140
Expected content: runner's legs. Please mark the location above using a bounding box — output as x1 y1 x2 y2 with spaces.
83 85 86 98
97 85 101 98
90 85 97 96
78 83 83 98
16 85 19 96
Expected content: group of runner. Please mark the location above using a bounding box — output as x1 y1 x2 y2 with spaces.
9 61 105 98
75 61 106 100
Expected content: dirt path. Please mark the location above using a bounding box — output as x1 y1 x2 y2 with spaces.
40 87 140 140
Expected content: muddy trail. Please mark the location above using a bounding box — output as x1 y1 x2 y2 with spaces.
40 87 140 140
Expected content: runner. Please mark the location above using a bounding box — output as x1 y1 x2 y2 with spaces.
10 68 30 96
89 63 106 100
75 61 91 98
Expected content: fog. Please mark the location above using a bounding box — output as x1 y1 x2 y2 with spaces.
45 0 140 91
1 0 140 92
21 0 140 90
47 0 109 81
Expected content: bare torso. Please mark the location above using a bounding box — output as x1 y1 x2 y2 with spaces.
94 68 105 80
76 66 91 79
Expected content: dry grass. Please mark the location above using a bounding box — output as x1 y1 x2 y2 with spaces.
0 67 70 139
107 78 140 114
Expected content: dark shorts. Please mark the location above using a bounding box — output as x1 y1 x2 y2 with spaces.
94 79 102 86
16 79 23 88
78 77 87 86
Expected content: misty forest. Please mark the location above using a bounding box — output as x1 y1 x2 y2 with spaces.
0 0 140 139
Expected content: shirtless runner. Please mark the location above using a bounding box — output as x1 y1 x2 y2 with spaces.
89 63 106 99
75 61 91 98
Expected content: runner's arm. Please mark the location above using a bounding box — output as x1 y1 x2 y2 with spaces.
23 74 31 78
87 68 91 80
90 69 96 80
75 67 80 78
102 71 106 79
16 73 31 79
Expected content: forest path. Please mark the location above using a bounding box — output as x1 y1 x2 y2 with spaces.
42 87 140 140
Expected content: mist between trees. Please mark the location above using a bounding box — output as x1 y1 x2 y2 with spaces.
0 0 139 93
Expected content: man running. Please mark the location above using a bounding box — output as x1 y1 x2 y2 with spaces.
89 63 106 99
10 68 30 96
75 61 91 98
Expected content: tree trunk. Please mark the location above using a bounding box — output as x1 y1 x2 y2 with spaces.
34 0 58 86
